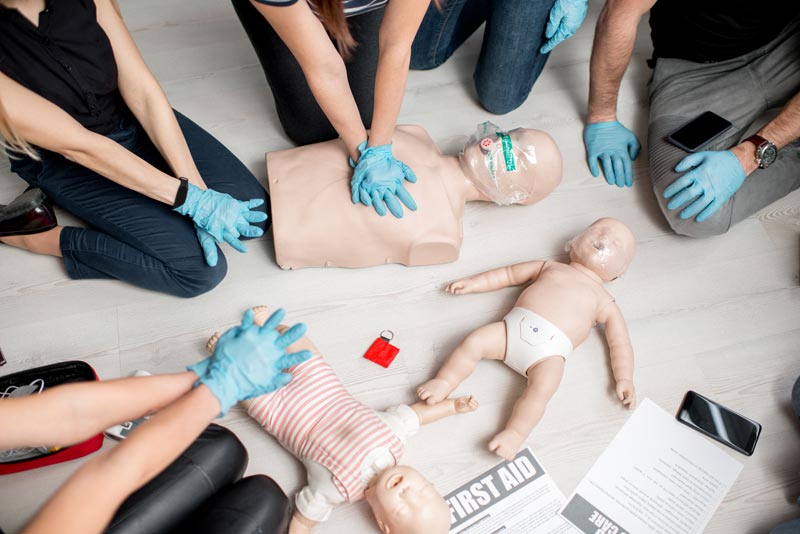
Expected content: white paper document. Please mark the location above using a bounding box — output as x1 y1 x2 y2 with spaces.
559 398 743 534
446 447 578 534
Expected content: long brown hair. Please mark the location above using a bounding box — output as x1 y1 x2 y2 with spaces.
315 0 357 58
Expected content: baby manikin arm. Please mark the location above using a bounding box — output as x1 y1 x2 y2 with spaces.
446 261 546 295
599 302 636 406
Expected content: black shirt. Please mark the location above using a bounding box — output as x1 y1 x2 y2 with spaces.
649 0 800 64
0 0 125 134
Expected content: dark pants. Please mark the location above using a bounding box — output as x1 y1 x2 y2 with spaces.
232 0 383 145
107 424 291 534
410 0 556 114
10 111 269 298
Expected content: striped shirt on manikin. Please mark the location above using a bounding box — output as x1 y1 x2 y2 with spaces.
247 354 405 501
252 0 387 18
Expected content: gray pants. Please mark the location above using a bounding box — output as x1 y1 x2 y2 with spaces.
648 19 800 238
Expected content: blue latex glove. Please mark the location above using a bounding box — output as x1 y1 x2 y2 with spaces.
583 121 641 188
174 183 267 266
350 141 417 218
187 308 312 416
540 0 588 54
663 150 746 222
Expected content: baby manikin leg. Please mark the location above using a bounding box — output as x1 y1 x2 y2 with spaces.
488 356 564 461
417 322 506 404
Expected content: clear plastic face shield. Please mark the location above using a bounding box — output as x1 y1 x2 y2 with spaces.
458 122 539 206
564 219 635 281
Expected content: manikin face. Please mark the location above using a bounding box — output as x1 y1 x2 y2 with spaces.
566 218 636 281
459 126 562 206
364 465 451 534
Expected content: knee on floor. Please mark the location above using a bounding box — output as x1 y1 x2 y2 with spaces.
281 120 338 147
167 254 228 298
475 86 526 115
661 210 731 239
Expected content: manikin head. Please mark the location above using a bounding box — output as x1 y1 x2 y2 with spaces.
459 122 562 206
566 218 636 281
364 464 451 534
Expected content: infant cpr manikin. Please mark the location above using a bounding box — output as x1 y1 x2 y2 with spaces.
417 218 638 460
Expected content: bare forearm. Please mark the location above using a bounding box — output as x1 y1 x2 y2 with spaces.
760 91 800 148
305 67 367 160
732 91 800 174
125 90 205 187
368 44 411 146
2 73 182 205
23 386 219 534
587 2 647 122
369 0 429 146
0 372 197 450
96 0 204 188
64 133 182 204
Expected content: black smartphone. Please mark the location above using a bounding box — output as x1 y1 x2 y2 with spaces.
676 391 761 456
667 111 732 152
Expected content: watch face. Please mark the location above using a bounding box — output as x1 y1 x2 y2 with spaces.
760 144 778 167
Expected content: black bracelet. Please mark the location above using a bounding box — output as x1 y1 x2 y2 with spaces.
173 176 189 208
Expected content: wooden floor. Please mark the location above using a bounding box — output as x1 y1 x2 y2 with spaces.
1 2 799 533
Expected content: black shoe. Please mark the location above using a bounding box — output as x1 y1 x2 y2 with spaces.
0 188 57 237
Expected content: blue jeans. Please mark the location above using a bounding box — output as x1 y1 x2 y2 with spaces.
10 111 269 298
410 0 556 114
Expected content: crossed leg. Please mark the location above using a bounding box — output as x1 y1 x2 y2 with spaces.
489 356 565 460
417 321 507 404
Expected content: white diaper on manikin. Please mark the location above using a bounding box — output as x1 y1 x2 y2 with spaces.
503 307 573 376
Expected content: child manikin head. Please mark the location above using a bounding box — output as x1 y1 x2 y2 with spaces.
566 218 636 281
459 122 562 206
364 465 451 534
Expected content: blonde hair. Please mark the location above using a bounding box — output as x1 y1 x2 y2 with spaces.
0 98 37 160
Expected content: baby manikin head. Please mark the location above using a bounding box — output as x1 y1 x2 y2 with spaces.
566 218 636 281
459 122 562 206
365 465 451 534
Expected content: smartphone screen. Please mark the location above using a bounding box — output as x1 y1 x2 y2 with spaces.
677 391 761 455
667 111 732 152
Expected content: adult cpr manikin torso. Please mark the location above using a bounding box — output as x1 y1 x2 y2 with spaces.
267 124 562 269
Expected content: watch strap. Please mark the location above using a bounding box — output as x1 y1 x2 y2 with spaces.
173 177 189 208
744 134 768 148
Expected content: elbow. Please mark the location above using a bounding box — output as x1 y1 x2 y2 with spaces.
304 58 349 98
599 0 647 30
378 41 412 67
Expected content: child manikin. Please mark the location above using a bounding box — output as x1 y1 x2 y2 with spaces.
267 123 562 269
208 307 475 534
417 218 637 460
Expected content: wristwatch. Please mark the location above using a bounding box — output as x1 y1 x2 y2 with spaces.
173 176 189 208
743 134 777 169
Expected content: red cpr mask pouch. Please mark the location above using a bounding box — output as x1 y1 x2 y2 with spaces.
363 331 400 368
0 361 104 475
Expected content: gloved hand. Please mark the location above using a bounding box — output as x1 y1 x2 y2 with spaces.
663 150 746 222
540 0 588 54
584 121 641 188
350 141 417 218
187 308 312 416
174 183 267 266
